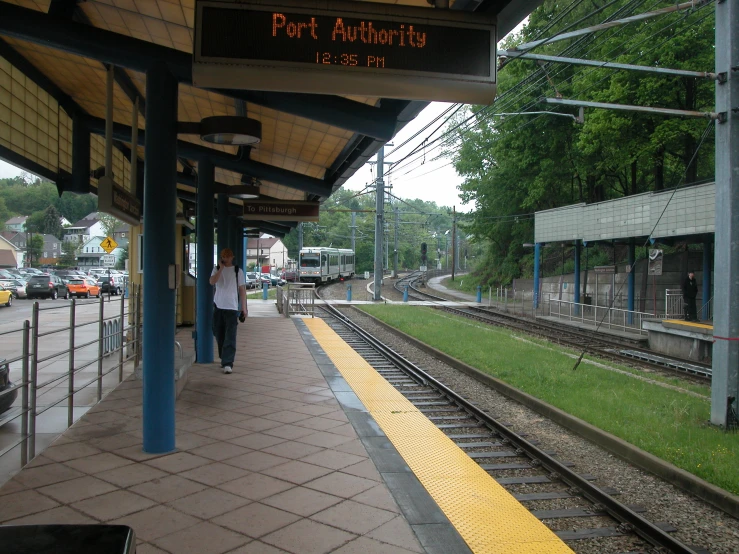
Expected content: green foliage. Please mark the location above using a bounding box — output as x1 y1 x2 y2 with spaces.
0 175 97 225
99 213 121 238
281 188 455 273
446 0 715 287
60 240 81 267
26 234 44 267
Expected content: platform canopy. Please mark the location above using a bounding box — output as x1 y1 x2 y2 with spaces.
0 0 542 236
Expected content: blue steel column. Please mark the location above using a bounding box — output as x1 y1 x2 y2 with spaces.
573 241 581 315
533 243 541 309
142 62 177 454
627 242 635 325
196 158 215 364
712 0 739 427
217 194 228 257
702 239 712 321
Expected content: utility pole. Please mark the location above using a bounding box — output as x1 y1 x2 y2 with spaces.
711 0 738 428
451 206 457 281
350 211 356 253
373 147 384 301
393 206 399 277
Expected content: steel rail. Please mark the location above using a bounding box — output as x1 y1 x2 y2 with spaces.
317 301 703 554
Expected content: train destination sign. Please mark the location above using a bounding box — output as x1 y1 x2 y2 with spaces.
243 201 320 222
193 0 497 104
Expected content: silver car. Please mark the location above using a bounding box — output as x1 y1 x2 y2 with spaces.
0 279 27 299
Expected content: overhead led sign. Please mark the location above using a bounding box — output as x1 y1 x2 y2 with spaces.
193 0 496 104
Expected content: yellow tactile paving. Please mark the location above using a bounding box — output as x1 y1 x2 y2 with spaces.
663 319 714 330
304 318 574 554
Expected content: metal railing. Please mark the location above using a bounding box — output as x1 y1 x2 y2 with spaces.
0 286 142 468
494 287 539 317
548 296 653 335
277 283 315 317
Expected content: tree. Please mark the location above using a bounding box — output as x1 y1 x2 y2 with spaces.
0 197 10 230
26 234 43 267
41 205 63 238
60 239 80 268
98 213 121 238
24 210 46 234
117 246 128 270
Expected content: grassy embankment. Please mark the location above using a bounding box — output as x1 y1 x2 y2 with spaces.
358 305 738 495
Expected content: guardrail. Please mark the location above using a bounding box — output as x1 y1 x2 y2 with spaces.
547 296 652 335
277 283 315 317
0 286 142 469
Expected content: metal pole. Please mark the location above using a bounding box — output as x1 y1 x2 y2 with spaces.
134 284 141 368
451 207 456 281
574 240 581 316
130 96 138 195
105 64 113 178
533 243 541 309
373 146 384 301
350 211 356 253
118 292 125 382
97 294 104 402
711 0 739 427
628 242 636 325
196 158 215 363
142 62 177 453
702 239 712 321
68 299 75 427
29 302 39 460
393 206 399 277
21 320 29 467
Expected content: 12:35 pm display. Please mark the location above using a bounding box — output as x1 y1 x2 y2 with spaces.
315 52 385 68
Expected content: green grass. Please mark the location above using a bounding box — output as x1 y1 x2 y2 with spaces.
441 276 478 294
247 287 276 299
358 305 739 495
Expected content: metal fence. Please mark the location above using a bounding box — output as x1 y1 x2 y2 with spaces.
547 296 653 335
276 283 315 317
0 287 142 470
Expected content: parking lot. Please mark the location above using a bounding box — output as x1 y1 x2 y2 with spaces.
0 294 135 485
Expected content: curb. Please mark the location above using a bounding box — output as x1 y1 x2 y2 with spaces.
349 306 739 519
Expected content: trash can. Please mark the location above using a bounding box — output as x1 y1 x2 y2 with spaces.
0 524 136 554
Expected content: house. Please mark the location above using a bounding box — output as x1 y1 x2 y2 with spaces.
112 223 130 241
246 236 289 271
60 216 71 227
63 213 105 244
38 234 64 265
4 215 28 232
77 236 128 268
1 231 26 267
0 234 21 268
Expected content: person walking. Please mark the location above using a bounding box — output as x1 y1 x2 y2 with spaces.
210 248 247 373
682 270 698 322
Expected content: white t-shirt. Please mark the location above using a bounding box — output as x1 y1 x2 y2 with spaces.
212 265 246 311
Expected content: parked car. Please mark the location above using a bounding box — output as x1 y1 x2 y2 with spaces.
0 284 12 307
262 273 280 286
66 278 101 298
0 279 27 299
97 275 124 295
246 272 268 288
0 269 14 280
26 274 69 300
280 270 298 283
0 359 18 414
243 273 257 289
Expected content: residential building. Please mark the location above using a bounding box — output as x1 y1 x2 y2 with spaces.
0 234 20 268
112 224 130 241
63 212 105 244
246 236 289 271
38 234 64 265
60 216 71 227
4 215 28 232
77 235 128 268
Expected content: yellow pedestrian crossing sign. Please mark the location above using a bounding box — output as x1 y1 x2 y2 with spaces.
101 236 118 254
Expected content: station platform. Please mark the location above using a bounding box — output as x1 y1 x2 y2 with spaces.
642 318 714 363
0 297 575 553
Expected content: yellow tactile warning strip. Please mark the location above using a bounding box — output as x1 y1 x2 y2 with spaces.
304 318 574 554
663 319 714 330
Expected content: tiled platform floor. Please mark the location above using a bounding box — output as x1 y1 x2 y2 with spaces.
0 301 426 554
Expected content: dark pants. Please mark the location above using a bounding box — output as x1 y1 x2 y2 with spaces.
684 298 698 321
213 307 238 366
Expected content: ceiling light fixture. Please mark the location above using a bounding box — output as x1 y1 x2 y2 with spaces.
200 116 262 146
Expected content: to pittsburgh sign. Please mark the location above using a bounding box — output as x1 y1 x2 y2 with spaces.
243 201 319 222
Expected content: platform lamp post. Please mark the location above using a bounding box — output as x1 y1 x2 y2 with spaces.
444 230 450 270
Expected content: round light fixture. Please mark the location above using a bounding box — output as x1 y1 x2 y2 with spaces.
200 116 262 146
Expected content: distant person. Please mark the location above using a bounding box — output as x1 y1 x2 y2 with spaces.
209 248 247 374
682 270 698 322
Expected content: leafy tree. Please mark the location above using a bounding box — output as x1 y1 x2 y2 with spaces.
98 213 121 238
26 234 43 267
41 205 63 238
0 197 10 230
24 210 46 234
60 239 81 267
117 246 128 270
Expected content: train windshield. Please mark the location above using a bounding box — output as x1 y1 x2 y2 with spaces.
301 254 320 268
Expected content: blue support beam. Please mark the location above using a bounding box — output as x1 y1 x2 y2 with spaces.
703 239 712 321
573 241 581 316
196 158 215 364
533 243 541 309
142 62 178 454
628 242 635 325
217 194 228 258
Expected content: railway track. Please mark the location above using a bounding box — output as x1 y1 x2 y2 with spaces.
394 273 712 381
314 300 710 554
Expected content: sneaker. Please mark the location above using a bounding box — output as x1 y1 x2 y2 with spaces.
223 365 232 374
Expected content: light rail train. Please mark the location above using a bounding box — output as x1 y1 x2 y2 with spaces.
298 247 355 284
